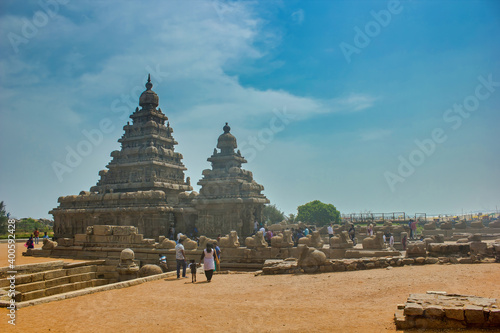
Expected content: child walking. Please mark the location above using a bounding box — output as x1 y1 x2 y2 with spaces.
188 259 197 283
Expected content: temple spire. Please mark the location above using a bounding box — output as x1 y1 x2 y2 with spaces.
145 73 153 90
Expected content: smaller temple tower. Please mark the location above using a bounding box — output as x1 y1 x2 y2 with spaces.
193 123 269 237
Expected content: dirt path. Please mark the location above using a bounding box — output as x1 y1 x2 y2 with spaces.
1 256 499 332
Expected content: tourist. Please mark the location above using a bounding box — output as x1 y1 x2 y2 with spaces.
348 225 356 245
254 220 258 234
213 243 221 271
188 259 197 283
33 228 40 245
159 254 168 272
43 231 49 239
200 243 216 282
369 224 374 236
410 219 418 239
402 233 408 250
25 235 34 249
259 226 265 233
327 223 334 239
389 234 395 250
266 229 273 245
304 227 309 236
175 239 187 279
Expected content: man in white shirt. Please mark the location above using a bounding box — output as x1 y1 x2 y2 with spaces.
175 239 187 279
327 224 334 239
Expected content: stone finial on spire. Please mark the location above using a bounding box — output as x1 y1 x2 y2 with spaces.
223 122 231 133
145 74 153 90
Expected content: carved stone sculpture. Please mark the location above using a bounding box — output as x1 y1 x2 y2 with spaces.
298 231 324 249
440 221 453 230
156 238 176 249
297 244 327 273
198 235 217 249
41 238 58 250
329 231 353 249
245 231 268 248
423 221 437 230
219 231 240 248
183 237 198 250
138 264 163 278
362 231 385 250
271 230 293 248
455 221 467 229
470 221 485 229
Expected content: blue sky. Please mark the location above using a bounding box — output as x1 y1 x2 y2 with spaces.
1 0 499 219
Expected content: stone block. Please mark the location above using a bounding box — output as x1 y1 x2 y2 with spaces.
425 305 444 318
112 226 137 235
404 303 424 316
93 225 113 236
66 265 96 276
16 281 46 293
133 234 144 243
445 307 465 321
470 241 487 255
15 274 32 285
45 276 70 288
58 238 74 247
414 317 445 329
44 269 67 280
45 283 76 297
70 272 95 283
425 257 439 264
91 235 111 243
74 234 88 243
31 272 45 282
21 289 46 302
414 257 426 265
464 305 486 324
402 258 414 265
406 242 426 257
488 309 500 325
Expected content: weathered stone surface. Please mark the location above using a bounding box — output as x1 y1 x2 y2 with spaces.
362 231 385 250
219 231 240 248
424 257 439 264
57 238 74 247
329 231 353 249
445 307 465 321
425 305 444 317
297 244 326 274
402 258 414 265
414 257 426 264
138 264 163 277
93 225 113 236
298 231 324 249
404 303 424 316
489 309 500 324
464 305 486 324
406 242 426 257
112 226 137 236
245 231 268 248
271 230 294 248
42 238 58 250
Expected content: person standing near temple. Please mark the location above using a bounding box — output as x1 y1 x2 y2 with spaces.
175 239 187 279
33 228 40 245
200 243 216 282
327 224 334 239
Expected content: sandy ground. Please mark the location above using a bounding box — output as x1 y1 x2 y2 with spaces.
0 244 499 332
0 242 86 266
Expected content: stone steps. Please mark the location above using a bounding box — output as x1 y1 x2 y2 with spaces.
0 262 117 304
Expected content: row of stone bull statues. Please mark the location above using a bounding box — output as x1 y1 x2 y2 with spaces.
156 229 390 251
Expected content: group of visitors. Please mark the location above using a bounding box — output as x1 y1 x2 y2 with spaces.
408 219 418 239
24 228 50 249
174 237 221 283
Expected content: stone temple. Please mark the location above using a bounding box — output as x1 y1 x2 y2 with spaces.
50 75 268 240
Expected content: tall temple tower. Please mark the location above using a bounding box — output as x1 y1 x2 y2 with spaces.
51 76 194 239
193 123 269 238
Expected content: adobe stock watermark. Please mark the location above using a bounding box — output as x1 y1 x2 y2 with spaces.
52 65 169 182
384 74 499 192
239 106 296 163
7 0 70 54
339 0 403 64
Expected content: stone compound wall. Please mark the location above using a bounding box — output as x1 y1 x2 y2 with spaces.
28 226 500 273
395 292 500 329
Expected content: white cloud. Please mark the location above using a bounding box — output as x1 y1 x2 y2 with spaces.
291 9 305 25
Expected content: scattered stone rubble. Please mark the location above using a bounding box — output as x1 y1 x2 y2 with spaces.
395 292 500 329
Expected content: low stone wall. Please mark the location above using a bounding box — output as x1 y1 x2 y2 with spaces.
261 254 495 275
395 292 500 329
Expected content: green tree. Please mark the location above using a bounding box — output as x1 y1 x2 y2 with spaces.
296 200 340 226
0 201 8 234
287 213 296 223
263 204 285 224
